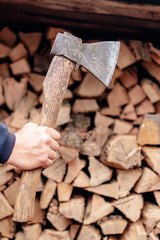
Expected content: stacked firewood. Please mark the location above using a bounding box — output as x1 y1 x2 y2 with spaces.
0 26 160 240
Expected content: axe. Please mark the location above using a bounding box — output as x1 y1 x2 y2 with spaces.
13 32 120 222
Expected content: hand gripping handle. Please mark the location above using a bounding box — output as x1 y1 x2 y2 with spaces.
13 55 75 222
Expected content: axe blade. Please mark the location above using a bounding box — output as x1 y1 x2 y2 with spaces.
51 32 120 86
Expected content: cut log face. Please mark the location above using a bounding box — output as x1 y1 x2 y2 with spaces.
0 43 11 59
134 167 160 193
142 147 160 175
119 67 138 88
112 193 143 222
107 82 129 107
27 73 44 93
59 145 79 163
98 215 127 235
100 135 142 169
84 194 114 225
128 84 146 106
85 181 119 199
71 68 82 81
22 223 42 240
95 112 114 128
0 217 15 239
77 225 101 240
136 99 155 115
57 182 73 202
40 179 57 209
38 229 70 240
141 61 160 83
120 103 137 121
0 165 14 187
59 196 85 223
113 119 133 134
100 106 121 116
138 114 160 145
88 156 113 187
141 78 160 103
0 192 13 220
117 168 142 197
56 105 71 127
0 27 16 47
76 72 106 97
0 63 10 79
154 191 160 206
70 224 80 240
8 43 27 62
141 202 160 234
47 199 72 231
120 220 147 240
3 180 19 206
73 171 90 188
72 99 99 113
0 77 5 106
10 58 31 75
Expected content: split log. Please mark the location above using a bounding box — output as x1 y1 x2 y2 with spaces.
3 179 19 206
10 58 31 75
88 156 113 187
98 215 127 235
8 43 27 62
120 220 147 240
142 147 160 175
100 135 142 169
76 72 106 97
57 182 73 202
0 27 16 47
29 199 44 224
40 179 57 209
0 63 10 79
128 84 146 106
141 61 160 83
0 43 11 59
73 171 90 188
72 99 99 113
153 191 160 207
71 68 82 82
47 199 72 231
84 194 114 225
27 73 44 93
113 119 133 134
141 78 160 103
22 223 42 240
117 168 142 197
137 114 160 145
15 232 25 240
0 192 13 220
77 225 101 240
19 32 42 56
141 202 160 234
46 26 64 40
129 40 151 62
108 67 122 89
58 145 79 163
85 181 119 199
59 196 85 223
112 193 143 222
38 229 70 240
70 224 80 240
56 105 71 127
134 167 160 193
100 106 121 116
136 99 155 115
119 66 138 88
0 217 15 239
107 82 129 107
120 103 137 121
0 77 4 106
0 165 14 187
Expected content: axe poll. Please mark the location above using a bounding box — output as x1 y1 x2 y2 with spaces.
13 32 120 222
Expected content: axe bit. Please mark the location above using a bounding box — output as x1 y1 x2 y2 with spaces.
13 32 120 222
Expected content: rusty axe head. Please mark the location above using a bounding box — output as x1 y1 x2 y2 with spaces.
51 32 120 87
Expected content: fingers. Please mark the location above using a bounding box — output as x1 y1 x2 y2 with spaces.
48 128 61 141
48 149 57 160
42 159 53 168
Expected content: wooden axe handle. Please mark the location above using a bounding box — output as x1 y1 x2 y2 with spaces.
13 55 75 222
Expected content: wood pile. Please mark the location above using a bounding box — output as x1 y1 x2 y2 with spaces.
0 26 160 240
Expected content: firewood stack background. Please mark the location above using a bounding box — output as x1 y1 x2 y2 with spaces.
1 26 160 240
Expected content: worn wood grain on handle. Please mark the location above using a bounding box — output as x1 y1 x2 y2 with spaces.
13 55 75 222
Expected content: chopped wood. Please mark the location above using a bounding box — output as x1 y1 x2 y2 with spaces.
120 220 147 240
70 224 80 240
22 223 42 240
71 68 82 81
113 119 133 134
108 67 123 89
100 135 142 169
120 103 137 121
0 217 15 239
94 112 114 128
47 199 72 231
100 106 121 116
141 78 160 103
46 26 64 40
130 40 151 62
107 82 129 107
137 114 160 145
72 99 99 113
77 225 101 240
85 181 119 199
136 99 155 115
3 77 27 110
56 105 71 127
37 176 44 192
73 171 90 188
151 52 160 65
84 194 114 225
29 198 44 224
112 193 143 222
134 167 160 193
148 231 159 240
57 182 73 202
0 27 16 47
128 84 146 106
98 215 127 235
58 145 79 163
155 101 160 113
0 63 10 79
10 58 31 75
0 43 11 59
38 229 70 240
0 77 5 106
88 156 113 187
8 43 27 62
119 67 138 88
15 232 25 240
40 179 57 209
142 147 160 175
76 72 106 97
64 89 73 100
141 202 160 234
3 180 19 206
42 158 66 183
64 157 86 184
116 41 136 69
29 108 41 124
19 32 42 56
117 168 142 197
59 196 85 223
95 125 111 148
27 73 44 92
0 165 14 187
0 192 13 220
141 61 160 83
153 191 160 206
